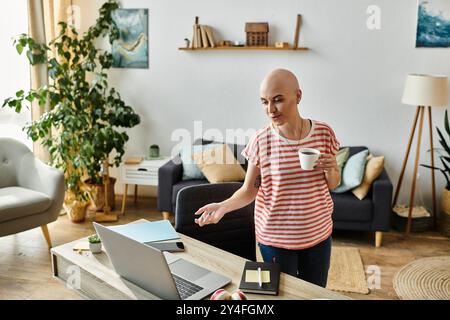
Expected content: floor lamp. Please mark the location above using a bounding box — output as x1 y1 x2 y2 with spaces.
393 74 449 234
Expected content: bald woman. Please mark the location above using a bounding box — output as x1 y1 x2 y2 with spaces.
194 69 341 287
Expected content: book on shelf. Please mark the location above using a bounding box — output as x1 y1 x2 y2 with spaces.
191 24 216 48
196 24 202 48
238 261 281 295
204 25 216 47
192 24 201 48
191 25 197 48
200 25 209 48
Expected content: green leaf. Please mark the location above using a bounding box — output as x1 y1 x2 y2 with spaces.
445 110 450 137
2 98 11 108
14 100 22 112
16 43 23 54
26 50 34 64
420 164 443 171
441 156 450 165
437 127 450 155
440 157 450 174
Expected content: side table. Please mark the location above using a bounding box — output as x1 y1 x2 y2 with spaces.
121 157 170 219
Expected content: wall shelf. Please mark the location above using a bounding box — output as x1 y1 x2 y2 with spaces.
183 15 307 52
178 46 309 51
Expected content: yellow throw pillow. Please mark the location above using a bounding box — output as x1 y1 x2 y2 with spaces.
192 144 246 183
352 155 385 200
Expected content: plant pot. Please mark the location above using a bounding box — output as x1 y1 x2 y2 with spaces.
440 187 450 237
85 177 116 215
89 242 102 254
63 200 88 223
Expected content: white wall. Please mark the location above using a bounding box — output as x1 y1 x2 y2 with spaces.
73 0 450 209
0 1 31 149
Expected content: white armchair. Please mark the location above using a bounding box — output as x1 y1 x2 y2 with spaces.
0 138 64 248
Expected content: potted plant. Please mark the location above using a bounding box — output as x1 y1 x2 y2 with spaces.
88 234 102 254
420 110 450 236
2 0 140 221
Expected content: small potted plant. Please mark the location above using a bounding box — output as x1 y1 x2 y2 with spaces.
88 234 102 254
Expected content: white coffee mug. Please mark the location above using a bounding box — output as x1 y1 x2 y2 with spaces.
298 148 321 171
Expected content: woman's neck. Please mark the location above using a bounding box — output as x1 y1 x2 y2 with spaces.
276 115 308 141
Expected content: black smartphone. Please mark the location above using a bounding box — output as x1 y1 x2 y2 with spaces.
147 241 185 252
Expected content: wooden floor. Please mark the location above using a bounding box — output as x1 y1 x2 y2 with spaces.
1 196 449 300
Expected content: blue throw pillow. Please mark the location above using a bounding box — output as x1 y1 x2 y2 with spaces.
180 143 223 180
331 149 369 193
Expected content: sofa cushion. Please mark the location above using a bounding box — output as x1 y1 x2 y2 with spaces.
0 187 52 223
172 179 209 206
332 149 369 193
180 143 223 180
331 191 373 222
192 144 246 183
336 147 350 187
352 155 385 200
195 139 248 170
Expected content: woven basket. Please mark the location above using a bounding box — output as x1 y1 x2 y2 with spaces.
393 213 432 232
64 200 88 223
392 206 432 232
440 188 450 237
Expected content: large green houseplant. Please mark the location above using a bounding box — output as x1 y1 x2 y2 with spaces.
421 110 450 236
2 0 140 221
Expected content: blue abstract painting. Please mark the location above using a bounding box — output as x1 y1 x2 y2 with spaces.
111 9 149 68
416 0 450 47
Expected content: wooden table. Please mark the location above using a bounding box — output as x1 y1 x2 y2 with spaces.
51 220 350 300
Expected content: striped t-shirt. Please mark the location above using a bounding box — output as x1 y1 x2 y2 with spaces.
241 120 340 250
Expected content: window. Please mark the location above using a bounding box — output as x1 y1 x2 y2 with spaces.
0 1 32 150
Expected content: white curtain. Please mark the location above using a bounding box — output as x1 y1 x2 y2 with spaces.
0 2 32 149
27 0 73 161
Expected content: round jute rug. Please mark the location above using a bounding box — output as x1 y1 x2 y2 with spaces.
393 256 450 300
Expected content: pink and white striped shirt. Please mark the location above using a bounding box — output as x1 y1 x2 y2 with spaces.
242 120 340 250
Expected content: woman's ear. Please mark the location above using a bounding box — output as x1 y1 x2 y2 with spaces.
297 89 302 104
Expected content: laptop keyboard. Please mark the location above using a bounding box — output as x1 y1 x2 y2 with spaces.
172 274 203 299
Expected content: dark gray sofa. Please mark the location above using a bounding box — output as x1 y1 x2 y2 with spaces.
157 139 247 216
158 141 393 260
331 146 393 247
175 182 256 261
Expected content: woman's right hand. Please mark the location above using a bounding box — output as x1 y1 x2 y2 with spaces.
194 202 228 227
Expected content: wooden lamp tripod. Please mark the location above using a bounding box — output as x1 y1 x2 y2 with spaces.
393 74 448 234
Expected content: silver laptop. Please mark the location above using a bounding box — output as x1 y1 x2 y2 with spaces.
93 222 231 300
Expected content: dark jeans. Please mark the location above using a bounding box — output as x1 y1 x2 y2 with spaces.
258 236 332 288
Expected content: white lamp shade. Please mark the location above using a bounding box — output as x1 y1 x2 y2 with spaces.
401 74 448 107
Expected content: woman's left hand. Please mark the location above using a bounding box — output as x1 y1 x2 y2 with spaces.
315 153 338 173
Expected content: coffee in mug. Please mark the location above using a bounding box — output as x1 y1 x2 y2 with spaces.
298 148 320 171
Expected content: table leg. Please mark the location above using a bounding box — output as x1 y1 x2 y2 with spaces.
162 211 170 220
121 184 128 214
134 185 138 203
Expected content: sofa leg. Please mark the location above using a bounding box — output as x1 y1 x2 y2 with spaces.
162 211 170 220
41 224 52 249
375 231 382 247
